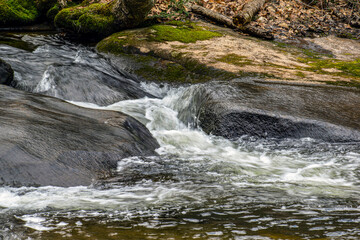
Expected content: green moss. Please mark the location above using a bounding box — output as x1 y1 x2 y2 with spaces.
97 22 222 55
96 22 281 83
216 54 253 67
149 23 222 43
0 34 36 51
325 80 360 88
0 0 39 26
302 49 323 59
295 71 306 78
337 32 357 40
54 2 115 37
273 41 292 49
135 56 237 83
303 58 360 78
96 32 134 55
272 40 334 63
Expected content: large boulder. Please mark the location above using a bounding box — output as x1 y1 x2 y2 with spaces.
0 85 159 187
190 81 360 142
0 58 13 84
0 0 38 26
54 0 154 37
96 21 226 84
0 0 56 26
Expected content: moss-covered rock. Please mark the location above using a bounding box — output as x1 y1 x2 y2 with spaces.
149 22 222 43
96 21 232 83
97 21 360 87
54 0 153 37
299 57 360 79
0 0 57 26
96 21 223 54
54 2 116 37
0 0 39 26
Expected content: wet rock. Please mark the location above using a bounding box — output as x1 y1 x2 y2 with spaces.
0 58 13 85
96 21 234 84
0 85 159 187
1 40 152 106
194 81 360 142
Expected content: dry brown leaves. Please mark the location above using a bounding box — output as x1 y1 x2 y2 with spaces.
150 0 360 40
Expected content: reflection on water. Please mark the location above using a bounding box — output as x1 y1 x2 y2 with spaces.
0 34 360 239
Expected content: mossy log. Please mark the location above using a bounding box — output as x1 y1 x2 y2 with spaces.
188 3 273 40
188 4 235 28
233 0 266 25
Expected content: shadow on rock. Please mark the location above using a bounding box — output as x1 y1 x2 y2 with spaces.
0 85 159 187
187 80 360 142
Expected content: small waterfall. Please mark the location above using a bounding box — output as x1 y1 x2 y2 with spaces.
34 65 58 97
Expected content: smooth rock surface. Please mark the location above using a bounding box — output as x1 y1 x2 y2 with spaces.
0 35 152 106
0 85 159 187
193 80 360 142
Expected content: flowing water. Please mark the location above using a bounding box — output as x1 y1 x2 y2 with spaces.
1 33 360 240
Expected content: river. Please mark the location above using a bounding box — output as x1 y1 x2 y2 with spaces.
0 33 360 239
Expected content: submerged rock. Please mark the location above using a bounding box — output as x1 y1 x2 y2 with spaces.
192 81 360 142
0 85 159 187
0 58 13 85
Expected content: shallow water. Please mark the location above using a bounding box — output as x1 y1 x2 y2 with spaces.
0 33 360 239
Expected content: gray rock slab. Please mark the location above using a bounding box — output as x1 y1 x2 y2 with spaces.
0 85 159 187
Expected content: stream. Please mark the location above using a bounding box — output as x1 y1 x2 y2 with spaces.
0 33 360 240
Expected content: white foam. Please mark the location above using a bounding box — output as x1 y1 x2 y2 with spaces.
67 86 359 191
0 85 358 220
34 65 57 95
21 216 54 231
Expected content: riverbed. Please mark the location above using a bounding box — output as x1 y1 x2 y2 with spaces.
0 33 360 239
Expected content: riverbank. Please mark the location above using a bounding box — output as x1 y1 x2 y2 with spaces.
151 0 360 40
96 20 360 87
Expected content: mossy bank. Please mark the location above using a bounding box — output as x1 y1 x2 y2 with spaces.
97 21 360 87
96 21 239 83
